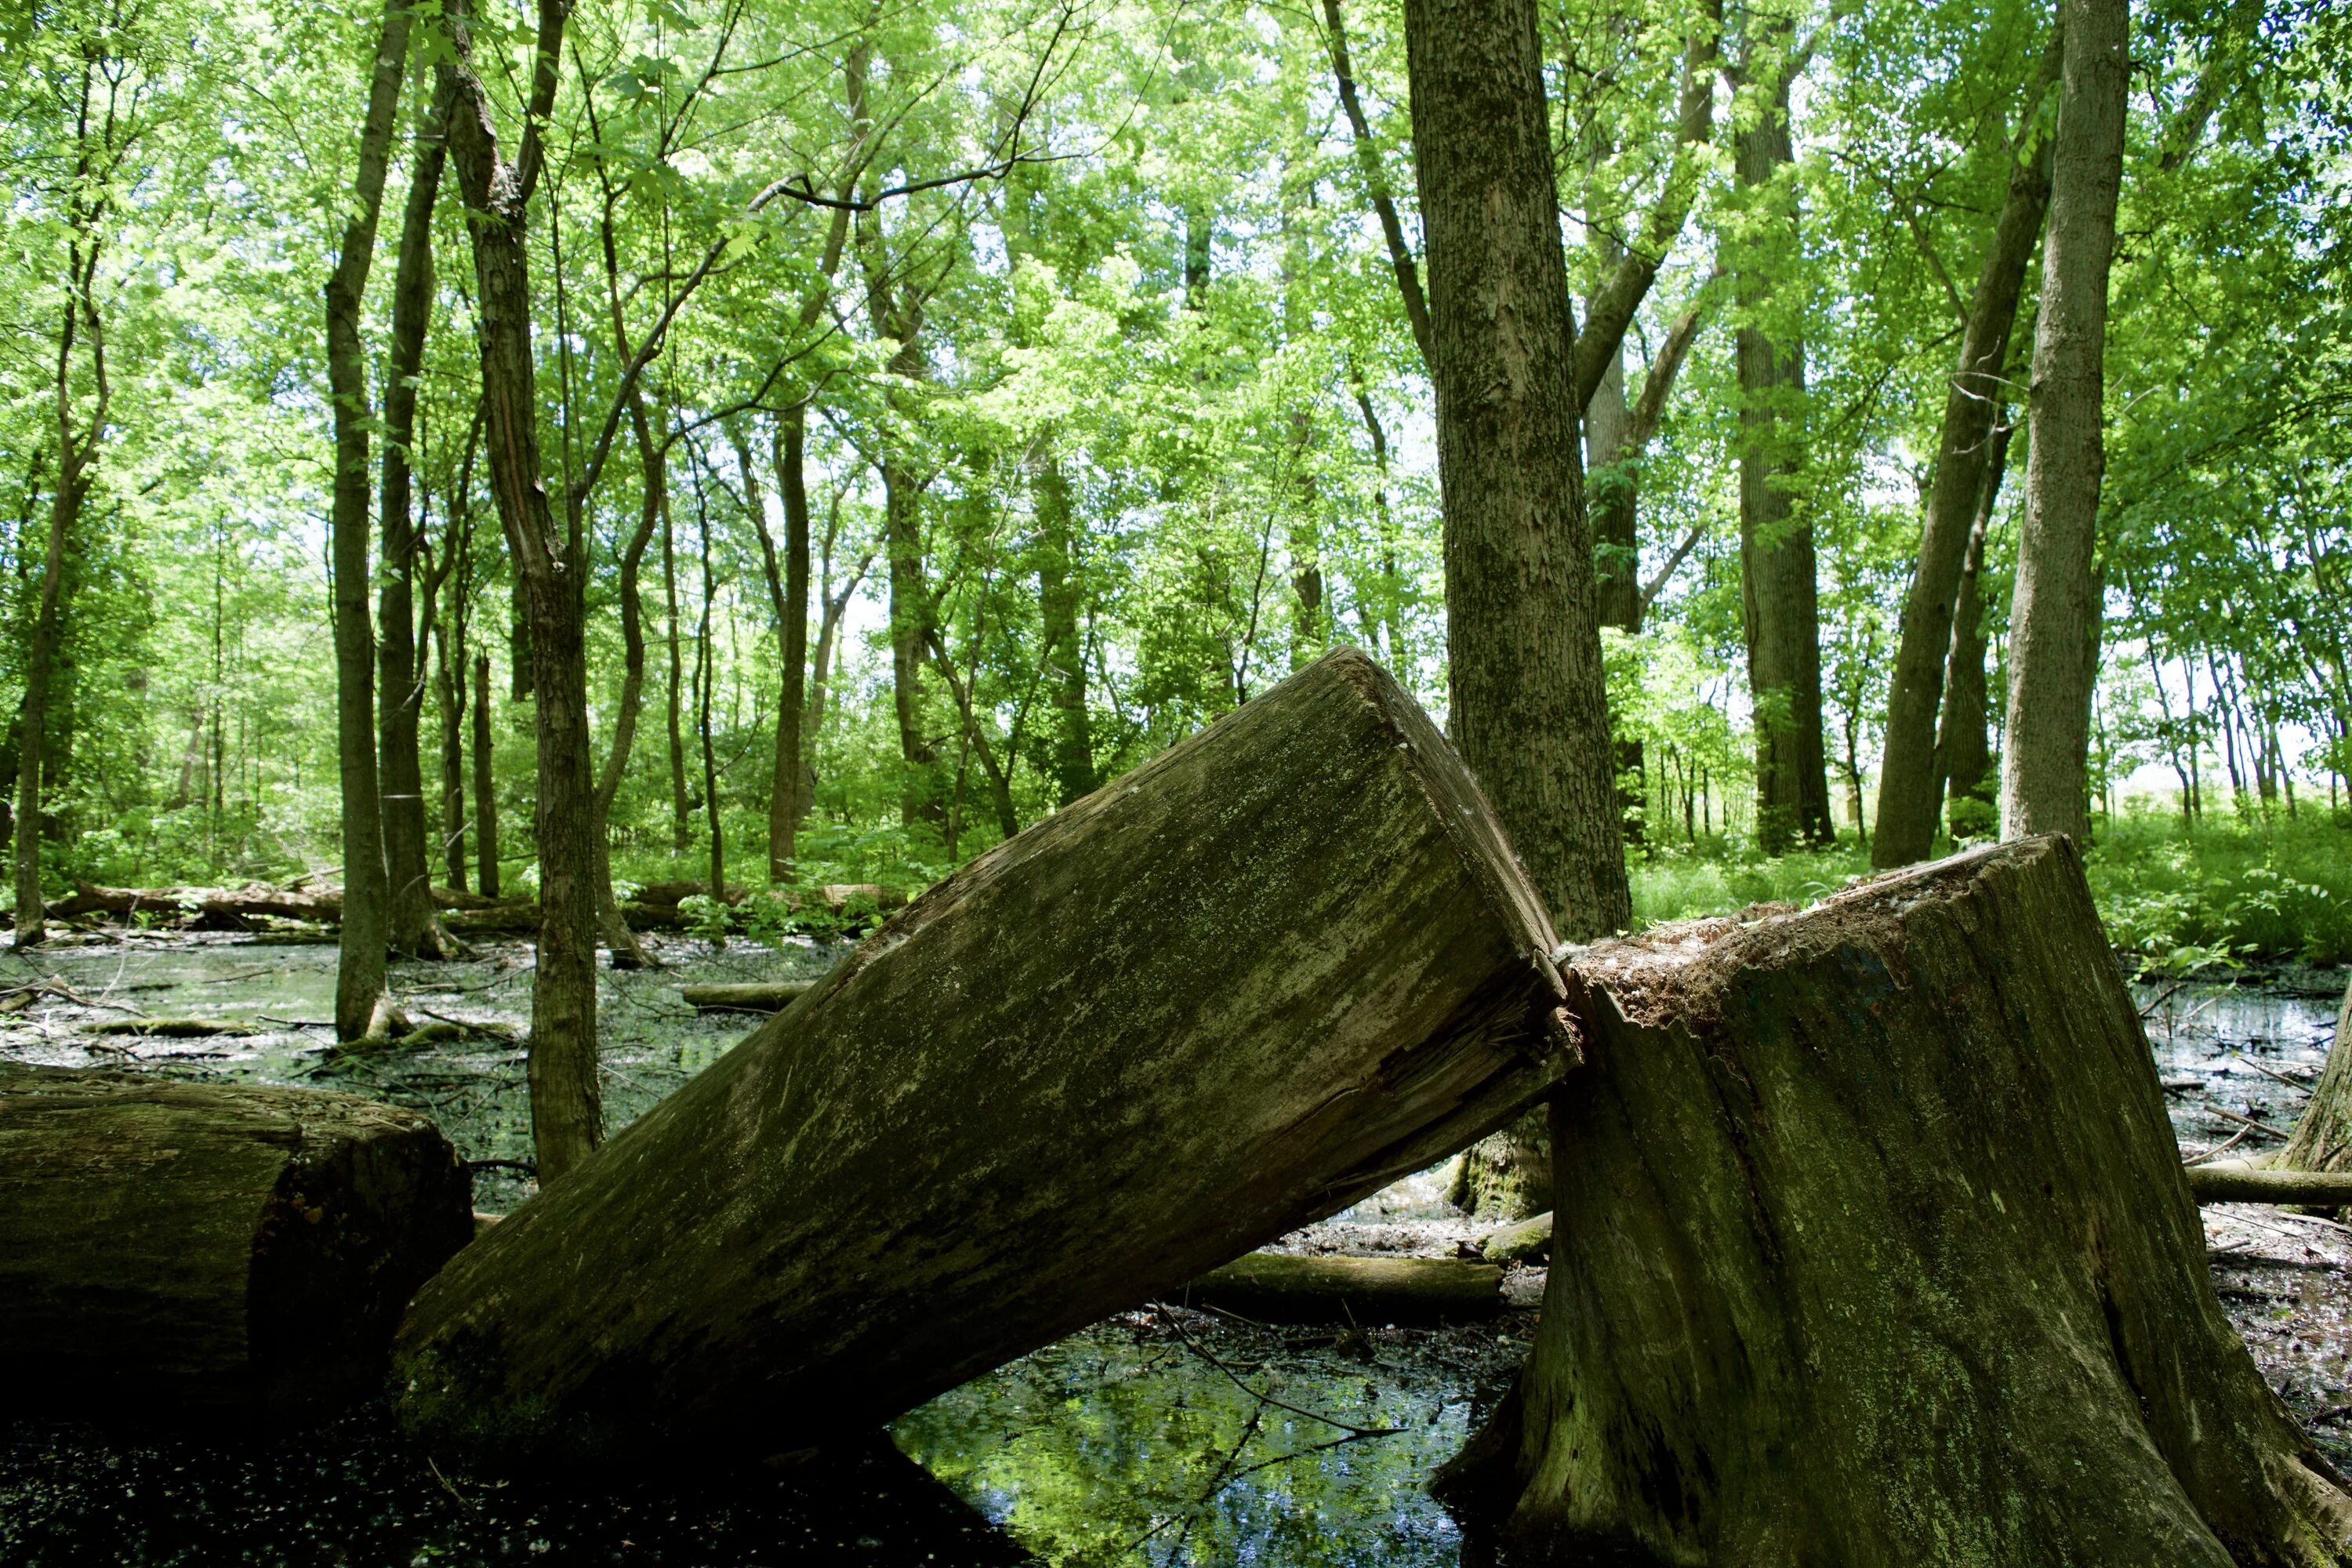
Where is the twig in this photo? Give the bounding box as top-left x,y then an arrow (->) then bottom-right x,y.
2233,1053 -> 2315,1091
2205,1105 -> 2294,1140
2186,1126 -> 2253,1165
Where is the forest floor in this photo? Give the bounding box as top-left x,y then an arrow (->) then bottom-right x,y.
0,931 -> 2345,1565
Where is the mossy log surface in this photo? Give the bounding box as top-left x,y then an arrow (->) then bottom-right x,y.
1477,1210 -> 1552,1265
0,1065 -> 473,1424
395,648 -> 1573,1463
1180,1252 -> 1504,1323
2189,1163 -> 2352,1207
1443,837 -> 2352,1565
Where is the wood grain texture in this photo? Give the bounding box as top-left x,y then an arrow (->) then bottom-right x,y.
0,1066 -> 472,1423
396,647 -> 1573,1462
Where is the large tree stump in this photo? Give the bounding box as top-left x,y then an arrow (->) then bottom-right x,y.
1441,837 -> 2352,1565
395,648 -> 1575,1462
2279,975 -> 2352,1179
0,1066 -> 473,1423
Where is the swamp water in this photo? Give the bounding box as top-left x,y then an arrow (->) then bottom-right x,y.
0,934 -> 1520,1567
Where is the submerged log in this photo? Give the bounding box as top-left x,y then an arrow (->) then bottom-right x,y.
1440,837 -> 2352,1564
677,981 -> 817,1013
1181,1252 -> 1504,1323
0,1065 -> 474,1423
395,646 -> 1574,1462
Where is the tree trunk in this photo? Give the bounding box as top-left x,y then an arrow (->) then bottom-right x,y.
377,74 -> 459,962
1399,0 -> 1629,938
2003,0 -> 2129,841
2278,976 -> 2352,1178
472,650 -> 500,898
438,0 -> 601,1182
1034,449 -> 1094,807
587,396 -> 662,972
1934,423 -> 2010,830
1873,134 -> 2053,868
1439,837 -> 2352,1563
1732,66 -> 1834,852
15,357 -> 87,950
663,476 -> 691,854
395,648 -> 1577,1462
696,488 -> 724,906
434,521 -> 470,893
323,0 -> 412,1038
1586,339 -> 1641,631
771,406 -> 813,874
0,1065 -> 472,1423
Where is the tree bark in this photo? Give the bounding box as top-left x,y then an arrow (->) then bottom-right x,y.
771,408 -> 813,873
394,648 -> 1576,1462
1034,448 -> 1095,807
322,0 -> 412,1037
377,74 -> 460,961
2278,977 -> 2352,1179
438,0 -> 602,1183
1400,0 -> 1629,938
1439,837 -> 2352,1563
1933,423 -> 2011,829
2003,0 -> 2129,842
663,477 -> 691,854
0,1065 -> 471,1423
1872,133 -> 2053,868
472,650 -> 500,898
1731,61 -> 1834,852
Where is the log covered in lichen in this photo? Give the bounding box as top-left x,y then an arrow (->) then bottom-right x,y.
0,1065 -> 474,1424
394,647 -> 1576,1463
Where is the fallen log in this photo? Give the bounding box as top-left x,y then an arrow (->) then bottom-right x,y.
2187,1163 -> 2352,1208
0,1065 -> 474,1423
1179,1252 -> 1504,1323
395,646 -> 1575,1464
86,1016 -> 263,1038
1439,837 -> 2352,1565
677,981 -> 818,1013
45,880 -> 342,925
1477,1210 -> 1552,1265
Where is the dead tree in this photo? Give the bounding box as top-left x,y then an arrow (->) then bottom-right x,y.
1439,837 -> 2352,1563
395,647 -> 1576,1462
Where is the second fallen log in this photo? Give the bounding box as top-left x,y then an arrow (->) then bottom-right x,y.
677,981 -> 817,1013
1180,1252 -> 1505,1323
396,647 -> 1574,1461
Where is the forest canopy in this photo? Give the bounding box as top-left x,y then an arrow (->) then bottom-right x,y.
2,0 -> 2347,957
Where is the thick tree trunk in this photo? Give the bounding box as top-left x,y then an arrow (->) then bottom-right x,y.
2279,977 -> 2352,1178
438,0 -> 601,1182
1586,341 -> 1640,631
377,74 -> 459,961
2004,0 -> 2129,841
322,0 -> 411,1039
1034,450 -> 1095,808
0,1065 -> 472,1423
1934,425 -> 2010,828
1400,0 -> 1629,938
1873,136 -> 2053,868
472,650 -> 499,898
394,648 -> 1576,1462
1439,837 -> 2352,1564
1732,71 -> 1833,852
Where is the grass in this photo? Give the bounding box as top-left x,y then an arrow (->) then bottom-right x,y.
1628,808 -> 2352,972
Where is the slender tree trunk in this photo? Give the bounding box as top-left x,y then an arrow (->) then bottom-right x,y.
696,499 -> 724,903
439,0 -> 601,1181
1731,64 -> 1833,852
16,405 -> 85,950
1034,452 -> 1094,807
1933,423 -> 2010,827
588,404 -> 660,969
1399,0 -> 1630,938
2003,0 -> 2129,841
769,407 -> 813,875
436,614 -> 468,893
323,0 -> 412,1038
472,650 -> 499,898
378,73 -> 459,957
662,479 -> 689,852
1873,134 -> 2053,867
